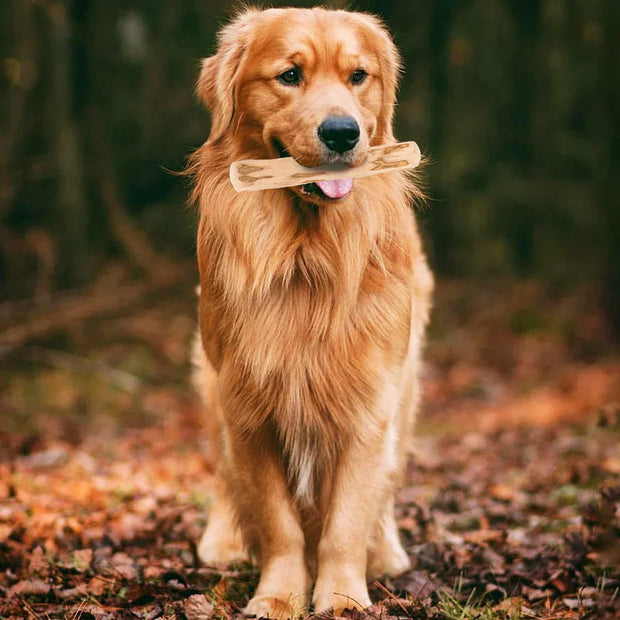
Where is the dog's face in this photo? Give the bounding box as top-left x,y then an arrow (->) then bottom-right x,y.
198,8 -> 400,203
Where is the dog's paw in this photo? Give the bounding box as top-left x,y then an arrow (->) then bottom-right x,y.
312,580 -> 371,616
197,525 -> 249,566
244,593 -> 307,619
367,540 -> 411,578
367,508 -> 412,578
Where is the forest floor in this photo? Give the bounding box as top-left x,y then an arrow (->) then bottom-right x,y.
1,280 -> 619,619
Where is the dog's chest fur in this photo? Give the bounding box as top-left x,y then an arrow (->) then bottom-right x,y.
226,272 -> 408,504
198,179 -> 418,503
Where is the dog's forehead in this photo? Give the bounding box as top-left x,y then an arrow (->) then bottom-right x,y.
250,11 -> 371,65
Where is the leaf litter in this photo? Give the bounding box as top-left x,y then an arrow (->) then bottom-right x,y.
0,282 -> 618,619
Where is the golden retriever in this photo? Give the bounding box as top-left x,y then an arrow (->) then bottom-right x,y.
188,7 -> 433,618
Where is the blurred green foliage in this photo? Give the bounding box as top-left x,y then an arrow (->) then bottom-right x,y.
0,0 -> 618,331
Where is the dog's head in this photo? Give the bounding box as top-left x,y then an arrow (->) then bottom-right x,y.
197,8 -> 401,203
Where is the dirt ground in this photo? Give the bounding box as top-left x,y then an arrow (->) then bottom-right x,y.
1,281 -> 619,619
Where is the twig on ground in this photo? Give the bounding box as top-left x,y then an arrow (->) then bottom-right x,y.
0,264 -> 192,356
373,580 -> 409,615
15,595 -> 44,620
22,346 -> 142,393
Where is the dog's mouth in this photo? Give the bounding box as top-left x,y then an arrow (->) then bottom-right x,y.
273,138 -> 290,159
272,138 -> 353,201
299,178 -> 353,200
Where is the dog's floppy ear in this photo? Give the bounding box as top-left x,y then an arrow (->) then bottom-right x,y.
196,10 -> 258,142
196,56 -> 219,112
355,14 -> 402,143
378,31 -> 401,142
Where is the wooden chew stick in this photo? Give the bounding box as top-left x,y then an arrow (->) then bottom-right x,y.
229,141 -> 421,192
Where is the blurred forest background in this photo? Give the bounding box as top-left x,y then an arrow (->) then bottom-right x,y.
1,0 -> 619,431
1,3 -> 620,618
2,0 -> 619,309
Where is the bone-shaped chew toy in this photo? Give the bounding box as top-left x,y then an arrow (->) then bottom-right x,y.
229,141 -> 421,192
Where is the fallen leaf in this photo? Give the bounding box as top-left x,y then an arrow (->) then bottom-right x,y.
111,551 -> 138,580
87,575 -> 110,596
73,547 -> 93,571
184,594 -> 215,619
28,546 -> 49,576
54,584 -> 89,600
602,456 -> 620,474
67,603 -> 116,620
20,446 -> 69,469
563,597 -> 594,609
489,483 -> 515,502
550,571 -> 570,593
493,596 -> 534,616
463,529 -> 506,545
394,570 -> 437,596
130,601 -> 163,620
522,585 -> 553,602
8,579 -> 51,597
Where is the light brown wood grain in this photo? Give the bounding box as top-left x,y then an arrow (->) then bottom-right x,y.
229,141 -> 421,192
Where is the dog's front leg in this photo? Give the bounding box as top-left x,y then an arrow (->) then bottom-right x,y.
226,430 -> 311,619
313,401 -> 400,614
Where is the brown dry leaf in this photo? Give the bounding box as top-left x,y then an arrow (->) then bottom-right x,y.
0,523 -> 12,542
54,584 -> 89,600
67,603 -> 116,620
87,575 -> 110,596
20,446 -> 70,469
521,585 -> 553,602
396,516 -> 418,531
563,597 -> 595,610
394,571 -> 437,596
489,483 -> 516,501
463,529 -> 506,545
8,579 -> 51,597
111,551 -> 139,580
0,500 -> 25,522
211,576 -> 228,600
493,596 -> 534,616
73,547 -> 93,571
143,566 -> 165,580
184,594 -> 215,619
549,570 -> 570,593
602,456 -> 620,474
130,601 -> 163,620
28,546 -> 49,576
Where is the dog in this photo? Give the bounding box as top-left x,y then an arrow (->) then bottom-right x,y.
188,7 -> 433,618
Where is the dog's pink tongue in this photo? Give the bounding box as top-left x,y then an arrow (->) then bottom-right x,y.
316,178 -> 353,199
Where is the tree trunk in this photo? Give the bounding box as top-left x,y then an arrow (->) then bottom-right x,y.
504,0 -> 542,276
427,0 -> 457,274
597,1 -> 620,336
49,1 -> 87,282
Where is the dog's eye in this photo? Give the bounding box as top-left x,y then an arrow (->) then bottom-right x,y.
350,69 -> 367,85
277,67 -> 301,85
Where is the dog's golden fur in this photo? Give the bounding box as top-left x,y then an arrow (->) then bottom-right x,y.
188,7 -> 433,617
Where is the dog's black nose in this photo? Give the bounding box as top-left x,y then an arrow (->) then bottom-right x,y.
317,116 -> 360,153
